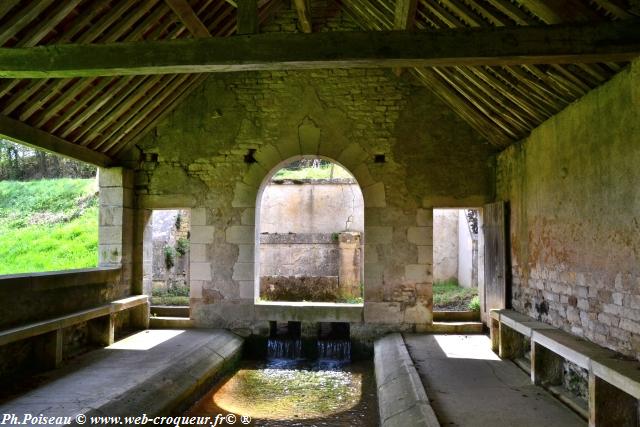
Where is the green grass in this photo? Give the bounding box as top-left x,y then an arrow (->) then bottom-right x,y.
272,163 -> 353,180
152,285 -> 190,306
433,279 -> 479,311
0,178 -> 98,275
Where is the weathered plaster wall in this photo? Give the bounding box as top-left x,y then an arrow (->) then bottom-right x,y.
433,209 -> 459,282
260,181 -> 364,234
496,59 -> 640,357
130,66 -> 494,331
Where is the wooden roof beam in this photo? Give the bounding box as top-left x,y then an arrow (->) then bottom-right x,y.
294,0 -> 313,33
165,0 -> 211,37
0,114 -> 113,167
394,0 -> 418,30
0,20 -> 638,78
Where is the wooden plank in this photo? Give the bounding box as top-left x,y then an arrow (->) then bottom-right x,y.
293,0 -> 313,33
483,201 -> 508,313
165,0 -> 211,37
0,20 -> 637,78
0,0 -> 55,46
394,0 -> 417,29
237,0 -> 259,34
0,114 -> 113,167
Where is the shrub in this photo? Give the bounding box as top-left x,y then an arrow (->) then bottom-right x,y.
468,296 -> 480,311
176,237 -> 189,256
164,245 -> 175,269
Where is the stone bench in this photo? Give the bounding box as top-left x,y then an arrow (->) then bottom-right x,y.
491,309 -> 640,427
0,295 -> 149,370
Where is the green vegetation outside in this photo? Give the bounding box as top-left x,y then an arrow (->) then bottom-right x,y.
152,284 -> 189,306
272,160 -> 353,180
0,178 -> 99,275
433,279 -> 479,311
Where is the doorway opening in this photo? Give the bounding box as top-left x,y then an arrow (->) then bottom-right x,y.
143,209 -> 191,317
432,208 -> 484,312
256,158 -> 364,304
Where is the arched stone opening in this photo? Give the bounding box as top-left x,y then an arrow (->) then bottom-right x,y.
254,156 -> 365,304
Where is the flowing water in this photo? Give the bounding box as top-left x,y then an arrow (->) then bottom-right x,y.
185,358 -> 378,426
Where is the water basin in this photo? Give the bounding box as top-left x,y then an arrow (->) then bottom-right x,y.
186,359 -> 378,426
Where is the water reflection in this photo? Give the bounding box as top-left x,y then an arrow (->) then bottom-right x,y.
186,359 -> 378,426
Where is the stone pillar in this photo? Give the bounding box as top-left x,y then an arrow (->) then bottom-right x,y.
531,341 -> 563,386
589,373 -> 639,427
338,232 -> 362,298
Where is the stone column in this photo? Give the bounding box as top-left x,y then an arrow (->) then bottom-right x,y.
339,232 -> 362,298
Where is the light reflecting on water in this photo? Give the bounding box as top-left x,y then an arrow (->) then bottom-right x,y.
186,359 -> 378,426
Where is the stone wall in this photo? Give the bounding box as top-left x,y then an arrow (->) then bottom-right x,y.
433,210 -> 459,282
128,63 -> 494,331
149,209 -> 190,292
496,59 -> 640,358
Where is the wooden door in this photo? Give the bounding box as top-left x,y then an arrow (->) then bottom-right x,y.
483,201 -> 509,313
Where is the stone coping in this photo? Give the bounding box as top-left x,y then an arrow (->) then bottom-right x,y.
374,333 -> 440,427
255,301 -> 363,322
0,266 -> 121,291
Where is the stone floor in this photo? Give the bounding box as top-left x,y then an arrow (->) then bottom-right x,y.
404,334 -> 586,427
0,329 -> 242,423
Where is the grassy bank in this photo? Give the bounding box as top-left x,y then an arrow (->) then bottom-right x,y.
0,178 -> 98,275
433,279 -> 479,311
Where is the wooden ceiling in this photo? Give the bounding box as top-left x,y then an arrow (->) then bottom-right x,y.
338,0 -> 639,145
0,1 -> 637,165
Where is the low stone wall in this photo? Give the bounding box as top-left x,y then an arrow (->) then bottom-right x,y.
259,232 -> 362,301
260,276 -> 340,301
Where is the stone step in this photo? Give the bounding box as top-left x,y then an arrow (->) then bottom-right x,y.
419,321 -> 484,334
150,305 -> 189,317
149,316 -> 194,329
433,310 -> 480,322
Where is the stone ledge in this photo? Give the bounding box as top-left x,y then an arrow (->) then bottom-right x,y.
374,333 -> 440,427
0,266 -> 121,292
254,302 -> 363,322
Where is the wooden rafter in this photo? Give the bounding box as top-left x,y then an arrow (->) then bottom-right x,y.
0,114 -> 112,167
294,0 -> 313,33
165,0 -> 212,37
237,0 -> 259,34
0,20 -> 638,78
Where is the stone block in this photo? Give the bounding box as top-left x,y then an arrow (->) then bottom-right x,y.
100,187 -> 124,207
337,143 -> 368,170
362,182 -> 386,208
191,262 -> 213,281
352,163 -> 376,188
242,163 -> 268,189
100,206 -> 123,226
403,302 -> 432,324
364,302 -> 403,323
239,281 -> 255,299
191,208 -> 207,226
364,244 -> 379,264
99,167 -> 123,188
190,280 -> 203,298
254,144 -> 282,170
416,208 -> 433,226
138,194 -> 196,208
99,226 -> 122,245
241,208 -> 255,225
190,243 -> 207,262
238,244 -> 254,263
226,225 -> 255,244
407,226 -> 433,246
417,245 -> 433,265
405,264 -> 430,283
232,182 -> 258,208
365,226 -> 393,244
191,225 -> 215,244
99,244 -> 122,265
232,262 -> 254,281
